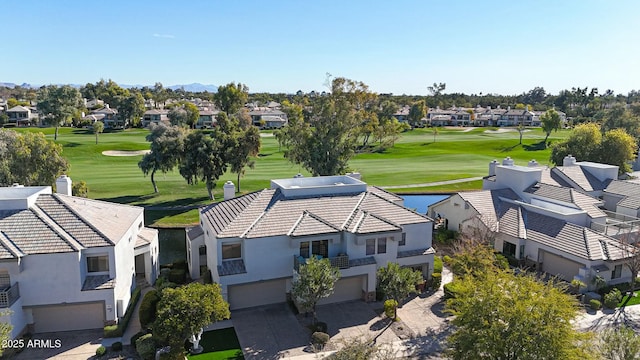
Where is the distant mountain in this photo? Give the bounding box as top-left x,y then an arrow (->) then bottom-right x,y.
167,83 -> 217,92
1,81 -> 218,93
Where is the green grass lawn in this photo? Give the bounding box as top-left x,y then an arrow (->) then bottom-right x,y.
187,328 -> 244,360
618,292 -> 640,307
12,126 -> 569,227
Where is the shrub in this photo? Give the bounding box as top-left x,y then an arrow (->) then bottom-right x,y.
444,280 -> 465,299
375,287 -> 385,301
202,268 -> 213,284
139,289 -> 160,328
96,345 -> 107,356
314,321 -> 328,333
103,325 -> 119,338
604,288 -> 622,309
311,332 -> 330,346
443,255 -> 453,265
130,330 -> 149,349
590,299 -> 602,310
435,229 -> 457,244
434,256 -> 443,273
384,299 -> 398,319
494,253 -> 510,269
172,259 -> 187,269
168,268 -> 186,284
431,272 -> 442,289
111,341 -> 122,351
136,334 -> 156,360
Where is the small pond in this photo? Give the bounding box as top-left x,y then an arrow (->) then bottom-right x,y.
401,194 -> 449,215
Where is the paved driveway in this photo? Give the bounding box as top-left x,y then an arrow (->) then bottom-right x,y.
10,329 -> 105,360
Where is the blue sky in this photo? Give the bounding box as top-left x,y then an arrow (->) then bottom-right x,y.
4,1 -> 640,95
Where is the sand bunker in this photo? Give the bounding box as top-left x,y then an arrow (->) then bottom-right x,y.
102,150 -> 151,156
484,128 -> 531,134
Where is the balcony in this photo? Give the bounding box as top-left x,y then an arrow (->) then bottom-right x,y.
0,283 -> 19,308
294,254 -> 350,271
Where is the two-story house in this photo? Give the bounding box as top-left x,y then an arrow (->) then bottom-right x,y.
429,157 -> 635,290
187,175 -> 434,310
0,176 -> 159,338
6,106 -> 32,127
142,109 -> 170,128
196,110 -> 219,129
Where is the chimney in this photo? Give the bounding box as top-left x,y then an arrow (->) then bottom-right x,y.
56,175 -> 72,196
223,181 -> 235,201
563,155 -> 577,167
528,159 -> 539,167
488,160 -> 499,176
502,157 -> 514,166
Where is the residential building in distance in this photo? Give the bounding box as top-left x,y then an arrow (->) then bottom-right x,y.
0,176 -> 159,338
187,174 -> 434,310
196,109 -> 220,129
5,106 -> 33,127
429,156 -> 636,290
142,109 -> 170,128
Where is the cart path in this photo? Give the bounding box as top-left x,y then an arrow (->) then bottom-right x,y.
379,177 -> 483,189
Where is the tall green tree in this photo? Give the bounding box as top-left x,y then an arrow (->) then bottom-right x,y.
168,102 -> 199,128
92,121 -> 104,144
179,130 -> 228,200
138,124 -> 187,193
291,257 -> 341,324
116,92 -> 145,127
408,100 -> 426,127
540,108 -> 562,145
154,283 -> 230,360
215,82 -> 249,115
0,129 -> 69,186
376,262 -> 422,320
37,85 -> 83,140
446,270 -> 592,360
277,77 -> 375,175
228,126 -> 261,192
599,104 -> 640,139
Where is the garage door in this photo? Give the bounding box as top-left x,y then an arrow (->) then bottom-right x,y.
228,279 -> 286,310
32,302 -> 104,333
541,252 -> 583,281
318,275 -> 365,305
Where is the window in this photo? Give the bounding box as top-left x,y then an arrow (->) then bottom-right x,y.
366,238 -> 376,255
399,233 -> 406,246
612,265 -> 622,279
87,256 -> 109,272
198,246 -> 207,256
300,240 -> 328,258
222,243 -> 241,260
377,237 -> 387,254
502,242 -> 516,257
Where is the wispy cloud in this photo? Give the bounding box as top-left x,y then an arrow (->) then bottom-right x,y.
152,33 -> 175,39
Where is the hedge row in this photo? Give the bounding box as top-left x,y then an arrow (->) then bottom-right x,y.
104,287 -> 142,338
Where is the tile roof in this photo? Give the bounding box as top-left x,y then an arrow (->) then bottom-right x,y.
367,186 -> 403,203
349,256 -> 377,267
82,275 -> 115,291
187,225 -> 204,240
136,227 -> 157,248
497,203 -> 526,239
218,259 -> 247,276
459,188 -> 520,228
36,195 -> 112,248
0,209 -> 75,255
605,180 -> 640,196
553,166 -> 604,192
55,194 -> 143,244
397,247 -> 436,258
524,183 -> 605,218
203,188 -> 430,240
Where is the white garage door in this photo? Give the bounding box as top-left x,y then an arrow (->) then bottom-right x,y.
318,276 -> 365,305
228,279 -> 286,310
32,302 -> 104,333
541,252 -> 582,281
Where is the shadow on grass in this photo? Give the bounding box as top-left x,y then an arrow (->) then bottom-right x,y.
71,128 -> 92,135
523,141 -> 548,151
496,144 -> 520,152
63,142 -> 83,148
99,195 -> 209,208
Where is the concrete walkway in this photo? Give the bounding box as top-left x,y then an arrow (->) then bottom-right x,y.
380,177 -> 483,190
119,285 -> 154,346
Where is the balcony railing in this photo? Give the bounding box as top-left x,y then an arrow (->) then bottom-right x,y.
0,282 -> 19,308
294,254 -> 350,271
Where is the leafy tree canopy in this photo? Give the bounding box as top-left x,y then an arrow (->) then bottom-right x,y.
291,257 -> 341,323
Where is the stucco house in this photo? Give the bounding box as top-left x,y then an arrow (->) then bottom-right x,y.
5,106 -> 32,127
142,109 -> 170,128
0,176 -> 159,338
187,175 -> 434,310
429,157 -> 636,290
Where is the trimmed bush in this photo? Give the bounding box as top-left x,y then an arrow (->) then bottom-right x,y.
96,345 -> 106,356
590,299 -> 602,310
314,321 -> 328,333
384,299 -> 398,319
435,229 -> 457,244
431,272 -> 442,289
136,334 -> 156,360
172,259 -> 187,269
111,341 -> 122,351
444,280 -> 465,299
494,253 -> 510,269
202,268 -> 213,284
139,289 -> 160,328
168,268 -> 186,284
443,255 -> 453,266
434,256 -> 443,273
311,332 -> 330,345
130,330 -> 149,349
604,288 -> 622,309
104,287 -> 142,338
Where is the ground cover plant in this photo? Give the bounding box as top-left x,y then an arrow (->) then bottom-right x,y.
186,328 -> 244,360
14,126 -> 569,226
